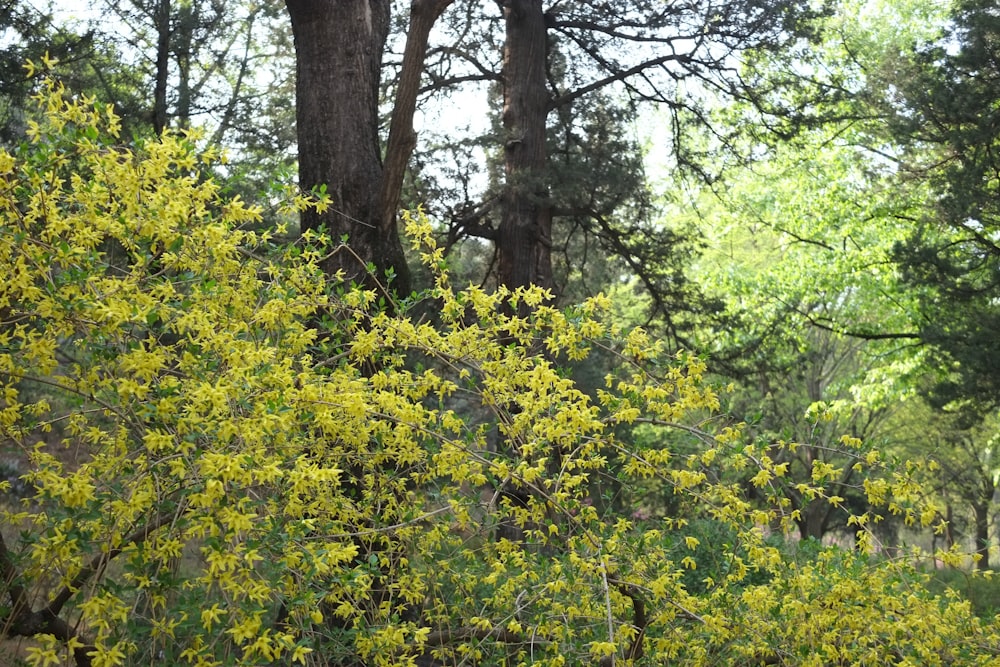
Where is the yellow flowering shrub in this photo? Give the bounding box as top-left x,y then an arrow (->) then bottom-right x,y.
0,71 -> 998,666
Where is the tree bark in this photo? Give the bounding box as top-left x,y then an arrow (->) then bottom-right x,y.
285,0 -> 410,295
498,0 -> 553,295
490,2 -> 554,545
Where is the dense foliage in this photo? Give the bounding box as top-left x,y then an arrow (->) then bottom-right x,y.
885,0 -> 1000,421
1,70 -> 998,666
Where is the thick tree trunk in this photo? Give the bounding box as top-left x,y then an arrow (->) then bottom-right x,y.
491,2 -> 553,544
280,7 -> 449,657
498,0 -> 553,295
285,0 -> 410,295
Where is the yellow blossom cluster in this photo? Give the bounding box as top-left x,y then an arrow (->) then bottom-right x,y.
0,72 -> 997,667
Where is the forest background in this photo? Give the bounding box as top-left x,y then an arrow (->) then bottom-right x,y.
1,0 -> 1000,665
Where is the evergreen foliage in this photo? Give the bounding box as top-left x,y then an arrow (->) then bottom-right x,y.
887,0 -> 1000,421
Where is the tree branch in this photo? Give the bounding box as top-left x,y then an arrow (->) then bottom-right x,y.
547,53 -> 683,111
422,625 -> 548,647
1,531 -> 95,667
598,580 -> 649,666
379,0 -> 456,259
794,307 -> 922,342
419,72 -> 500,95
46,509 -> 177,618
550,17 -> 698,44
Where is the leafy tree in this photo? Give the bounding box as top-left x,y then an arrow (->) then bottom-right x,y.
666,83 -> 936,542
412,0 -> 831,306
87,0 -> 291,139
2,72 -> 998,667
889,402 -> 1000,570
0,1 -> 60,143
754,0 -> 1000,570
628,0 -> 991,552
606,0 -> 1000,596
8,0 -> 296,228
0,3 -> 145,145
883,0 -> 1000,424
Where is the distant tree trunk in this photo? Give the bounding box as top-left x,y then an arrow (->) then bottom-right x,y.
152,0 -> 170,135
797,502 -> 829,542
285,0 -> 410,295
944,503 -> 956,551
973,497 -> 991,570
174,1 -> 193,129
498,0 -> 552,295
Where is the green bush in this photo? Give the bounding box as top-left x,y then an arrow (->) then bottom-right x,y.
0,72 -> 997,667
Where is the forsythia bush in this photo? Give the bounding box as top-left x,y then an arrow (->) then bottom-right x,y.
0,72 -> 998,667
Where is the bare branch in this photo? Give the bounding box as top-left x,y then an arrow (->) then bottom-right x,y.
547,53 -> 684,111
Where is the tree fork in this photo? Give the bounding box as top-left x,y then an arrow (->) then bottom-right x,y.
285,0 -> 407,294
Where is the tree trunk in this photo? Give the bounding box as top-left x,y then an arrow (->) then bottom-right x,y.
973,498 -> 991,570
174,1 -> 193,129
796,502 -> 829,542
378,0 -> 454,244
152,0 -> 170,135
285,0 -> 410,295
489,2 -> 554,546
944,503 -> 956,551
498,0 -> 552,295
280,6 -> 450,656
